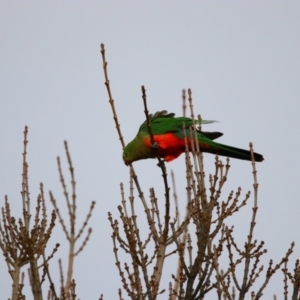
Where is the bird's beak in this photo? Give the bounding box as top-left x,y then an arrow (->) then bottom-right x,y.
124,159 -> 130,166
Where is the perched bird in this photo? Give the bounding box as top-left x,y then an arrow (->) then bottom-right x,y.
122,111 -> 264,165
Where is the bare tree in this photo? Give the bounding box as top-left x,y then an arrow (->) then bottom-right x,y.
100,43 -> 298,300
0,127 -> 57,300
0,130 -> 95,300
49,141 -> 95,296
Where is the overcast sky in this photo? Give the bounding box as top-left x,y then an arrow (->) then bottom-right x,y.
1,1 -> 300,299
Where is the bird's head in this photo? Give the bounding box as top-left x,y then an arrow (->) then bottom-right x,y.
123,136 -> 154,165
122,142 -> 134,166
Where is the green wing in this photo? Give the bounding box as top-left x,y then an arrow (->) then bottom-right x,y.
138,110 -> 217,135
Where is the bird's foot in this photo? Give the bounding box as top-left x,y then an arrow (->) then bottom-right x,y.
151,142 -> 159,149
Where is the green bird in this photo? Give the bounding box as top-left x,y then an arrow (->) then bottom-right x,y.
123,111 -> 264,165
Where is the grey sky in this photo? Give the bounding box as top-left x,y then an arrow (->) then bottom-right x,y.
1,1 -> 300,299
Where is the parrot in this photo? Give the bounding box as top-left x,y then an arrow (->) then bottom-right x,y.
122,111 -> 264,165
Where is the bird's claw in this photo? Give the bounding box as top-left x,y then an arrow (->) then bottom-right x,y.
151,142 -> 159,149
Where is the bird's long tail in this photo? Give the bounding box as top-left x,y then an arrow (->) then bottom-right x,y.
199,141 -> 264,162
